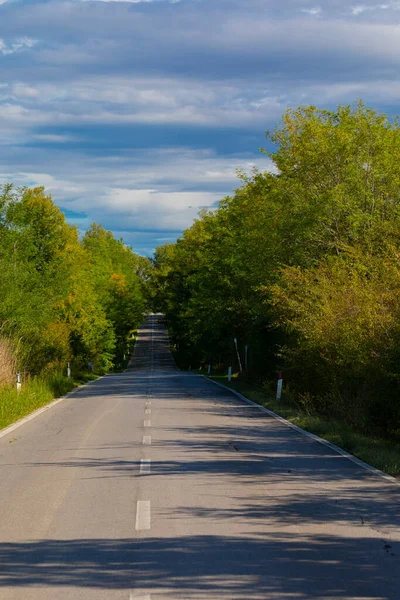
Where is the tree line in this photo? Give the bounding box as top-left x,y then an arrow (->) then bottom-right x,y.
150,102 -> 400,437
0,184 -> 149,385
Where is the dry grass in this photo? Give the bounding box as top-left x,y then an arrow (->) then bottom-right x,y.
0,338 -> 17,387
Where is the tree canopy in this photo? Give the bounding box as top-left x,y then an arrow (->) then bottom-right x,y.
150,102 -> 400,436
0,185 -> 149,376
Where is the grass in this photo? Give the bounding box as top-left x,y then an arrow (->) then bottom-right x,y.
0,370 -> 99,431
207,373 -> 400,478
0,333 -> 139,430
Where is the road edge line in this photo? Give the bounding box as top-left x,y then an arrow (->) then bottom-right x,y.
0,375 -> 107,441
203,375 -> 399,486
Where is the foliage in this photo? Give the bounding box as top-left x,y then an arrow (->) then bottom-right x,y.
0,185 -> 148,382
82,224 -> 147,370
152,101 -> 400,438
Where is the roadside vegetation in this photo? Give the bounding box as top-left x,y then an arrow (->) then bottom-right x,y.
209,374 -> 400,477
150,102 -> 400,476
0,371 -> 98,431
0,184 -> 151,428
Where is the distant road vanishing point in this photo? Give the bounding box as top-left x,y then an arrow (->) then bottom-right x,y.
0,315 -> 399,599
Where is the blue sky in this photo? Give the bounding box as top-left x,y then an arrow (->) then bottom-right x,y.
1,0 -> 400,255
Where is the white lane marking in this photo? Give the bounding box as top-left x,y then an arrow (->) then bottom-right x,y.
129,594 -> 151,600
140,459 -> 151,474
0,376 -> 107,441
145,408 -> 151,415
144,420 -> 151,428
205,376 -> 400,486
142,435 -> 152,445
135,500 -> 151,530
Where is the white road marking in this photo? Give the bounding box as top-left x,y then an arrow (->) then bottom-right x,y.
0,376 -> 107,441
142,435 -> 152,445
130,593 -> 151,600
145,408 -> 151,415
140,459 -> 151,474
206,377 -> 400,486
135,500 -> 151,530
144,420 -> 151,427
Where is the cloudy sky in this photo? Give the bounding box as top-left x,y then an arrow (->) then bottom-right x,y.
1,0 -> 399,254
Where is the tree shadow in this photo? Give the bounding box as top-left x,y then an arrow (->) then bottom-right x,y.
0,533 -> 397,598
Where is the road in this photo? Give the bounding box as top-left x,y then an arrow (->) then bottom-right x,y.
0,315 -> 399,599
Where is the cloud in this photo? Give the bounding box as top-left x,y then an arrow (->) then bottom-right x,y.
350,2 -> 400,15
0,147 -> 274,253
0,37 -> 37,55
0,77 -> 287,145
3,0 -> 400,253
93,188 -> 220,231
30,133 -> 79,143
301,6 -> 322,16
81,0 -> 179,3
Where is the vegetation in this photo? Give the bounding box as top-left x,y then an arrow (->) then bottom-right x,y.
0,184 -> 150,427
0,371 -> 97,431
150,102 -> 400,463
211,374 -> 400,477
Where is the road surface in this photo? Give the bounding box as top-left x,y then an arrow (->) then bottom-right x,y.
0,315 -> 399,599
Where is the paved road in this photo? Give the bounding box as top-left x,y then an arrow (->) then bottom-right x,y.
0,316 -> 399,599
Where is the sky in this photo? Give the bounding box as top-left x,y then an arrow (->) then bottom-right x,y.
1,0 -> 400,255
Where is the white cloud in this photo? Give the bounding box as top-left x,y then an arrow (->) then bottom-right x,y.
0,77 -> 287,142
95,188 -> 220,231
80,0 -> 177,2
4,0 -> 400,253
301,7 -> 322,16
351,5 -> 368,14
0,37 -> 37,56
350,2 -> 399,15
31,134 -> 79,143
0,148 -> 274,253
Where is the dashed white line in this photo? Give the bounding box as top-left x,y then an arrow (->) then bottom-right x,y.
142,435 -> 152,445
145,408 -> 151,415
140,459 -> 151,474
144,420 -> 151,428
129,593 -> 151,600
135,500 -> 151,530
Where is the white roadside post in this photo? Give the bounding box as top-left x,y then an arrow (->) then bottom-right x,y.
276,370 -> 283,401
234,338 -> 243,373
67,362 -> 71,379
208,363 -> 211,375
228,362 -> 232,383
16,373 -> 21,394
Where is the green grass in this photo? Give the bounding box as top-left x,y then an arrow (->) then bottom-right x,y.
207,373 -> 400,478
0,371 -> 99,431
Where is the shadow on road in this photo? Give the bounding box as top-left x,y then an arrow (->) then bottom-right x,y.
0,533 -> 397,598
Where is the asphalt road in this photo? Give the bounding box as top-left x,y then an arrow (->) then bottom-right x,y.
0,315 -> 399,599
